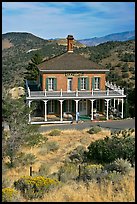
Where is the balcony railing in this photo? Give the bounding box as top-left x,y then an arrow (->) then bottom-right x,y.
26,89 -> 125,98
25,80 -> 125,99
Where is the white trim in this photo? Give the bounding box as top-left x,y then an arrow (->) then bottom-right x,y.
40,69 -> 109,72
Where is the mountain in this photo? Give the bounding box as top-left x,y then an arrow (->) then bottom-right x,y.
78,31 -> 135,46
49,38 -> 86,48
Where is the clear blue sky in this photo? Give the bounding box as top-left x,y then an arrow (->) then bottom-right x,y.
2,2 -> 135,40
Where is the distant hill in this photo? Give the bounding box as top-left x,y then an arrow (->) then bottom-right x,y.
2,32 -> 66,88
2,32 -> 49,50
50,38 -> 86,48
78,31 -> 135,46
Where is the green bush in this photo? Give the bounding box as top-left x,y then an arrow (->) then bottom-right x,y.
58,163 -> 79,182
49,129 -> 61,136
80,164 -> 104,181
88,126 -> 102,134
2,188 -> 18,202
86,132 -> 135,164
69,145 -> 87,163
24,133 -> 48,147
14,176 -> 59,199
38,163 -> 50,176
16,152 -> 37,166
38,141 -> 59,155
104,158 -> 132,174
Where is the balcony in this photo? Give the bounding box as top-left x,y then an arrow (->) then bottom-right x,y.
25,80 -> 126,100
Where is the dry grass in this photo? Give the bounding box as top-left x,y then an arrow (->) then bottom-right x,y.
3,128 -> 110,185
2,39 -> 13,50
3,128 -> 135,202
31,169 -> 135,202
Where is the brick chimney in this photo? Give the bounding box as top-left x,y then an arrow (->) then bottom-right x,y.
67,35 -> 74,53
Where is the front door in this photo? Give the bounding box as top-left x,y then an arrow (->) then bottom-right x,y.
79,99 -> 87,115
67,78 -> 72,91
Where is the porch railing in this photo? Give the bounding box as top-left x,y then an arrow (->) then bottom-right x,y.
28,89 -> 124,98
105,81 -> 124,95
25,80 -> 125,98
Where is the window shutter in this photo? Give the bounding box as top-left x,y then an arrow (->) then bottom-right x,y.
40,74 -> 42,90
54,78 -> 57,91
98,77 -> 100,90
92,77 -> 95,90
86,77 -> 89,90
78,78 -> 81,90
46,78 -> 48,91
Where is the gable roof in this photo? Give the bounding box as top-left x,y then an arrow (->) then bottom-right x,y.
37,52 -> 108,72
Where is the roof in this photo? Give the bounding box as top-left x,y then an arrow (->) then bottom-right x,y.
37,52 -> 107,72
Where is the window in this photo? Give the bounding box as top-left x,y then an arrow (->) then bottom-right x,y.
48,78 -> 54,91
94,77 -> 100,90
49,100 -> 54,113
80,78 -> 86,90
66,100 -> 72,112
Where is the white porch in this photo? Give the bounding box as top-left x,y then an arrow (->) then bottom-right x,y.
26,80 -> 126,124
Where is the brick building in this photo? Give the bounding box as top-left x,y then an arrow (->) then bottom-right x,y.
25,35 -> 126,124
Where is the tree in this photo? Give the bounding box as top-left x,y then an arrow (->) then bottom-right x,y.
2,93 -> 41,167
25,53 -> 43,80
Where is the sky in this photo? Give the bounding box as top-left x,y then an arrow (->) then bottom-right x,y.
2,2 -> 135,40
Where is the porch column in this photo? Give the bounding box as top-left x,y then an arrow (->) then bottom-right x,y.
28,100 -> 32,123
43,100 -> 48,121
105,99 -> 110,120
75,100 -> 79,122
121,98 -> 124,119
90,99 -> 95,120
59,100 -> 64,122
114,98 -> 116,109
117,98 -> 120,111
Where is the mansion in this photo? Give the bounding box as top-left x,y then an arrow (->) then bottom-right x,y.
25,35 -> 126,124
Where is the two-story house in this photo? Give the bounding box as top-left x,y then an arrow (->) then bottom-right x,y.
25,35 -> 126,124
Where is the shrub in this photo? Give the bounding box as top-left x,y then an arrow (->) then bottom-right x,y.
69,145 -> 87,163
88,126 -> 102,134
49,129 -> 61,136
16,152 -> 37,166
104,158 -> 132,174
38,141 -> 59,155
86,132 -> 135,164
80,164 -> 104,181
46,141 -> 59,152
38,163 -> 50,176
14,176 -> 59,199
58,163 -> 79,182
25,133 -> 48,147
2,188 -> 18,202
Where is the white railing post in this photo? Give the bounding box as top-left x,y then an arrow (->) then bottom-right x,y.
28,87 -> 30,97
76,89 -> 78,97
45,89 -> 47,96
107,88 -> 109,95
60,89 -> 62,97
122,88 -> 124,95
92,88 -> 94,96
121,99 -> 124,118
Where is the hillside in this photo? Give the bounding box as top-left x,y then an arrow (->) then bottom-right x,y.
78,30 -> 135,46
75,40 -> 135,90
2,127 -> 135,202
2,32 -> 66,88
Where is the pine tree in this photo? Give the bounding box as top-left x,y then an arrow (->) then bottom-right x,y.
25,53 -> 43,80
